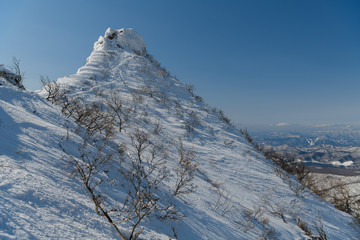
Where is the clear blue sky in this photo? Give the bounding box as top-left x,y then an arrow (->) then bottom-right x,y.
1,0 -> 360,125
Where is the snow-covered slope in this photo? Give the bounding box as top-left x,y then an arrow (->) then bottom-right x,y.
1,28 -> 359,239
0,84 -> 117,239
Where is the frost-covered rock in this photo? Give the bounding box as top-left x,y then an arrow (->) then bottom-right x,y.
0,65 -> 25,89
93,28 -> 146,55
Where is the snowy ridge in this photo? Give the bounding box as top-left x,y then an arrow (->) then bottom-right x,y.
1,28 -> 360,239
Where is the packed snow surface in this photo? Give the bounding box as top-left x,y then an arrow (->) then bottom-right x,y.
1,28 -> 359,239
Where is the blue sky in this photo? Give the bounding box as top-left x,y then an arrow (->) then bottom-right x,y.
1,0 -> 360,125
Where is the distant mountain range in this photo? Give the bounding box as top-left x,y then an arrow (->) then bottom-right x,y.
242,123 -> 360,174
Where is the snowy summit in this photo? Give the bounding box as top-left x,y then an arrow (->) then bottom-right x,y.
1,28 -> 360,240
93,28 -> 146,55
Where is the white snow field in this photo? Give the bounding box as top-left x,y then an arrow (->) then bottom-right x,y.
1,28 -> 359,239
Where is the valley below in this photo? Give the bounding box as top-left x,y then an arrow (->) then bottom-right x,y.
246,123 -> 360,220
247,123 -> 360,175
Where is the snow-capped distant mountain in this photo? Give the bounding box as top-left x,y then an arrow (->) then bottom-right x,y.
246,124 -> 360,173
1,28 -> 359,239
248,123 -> 360,148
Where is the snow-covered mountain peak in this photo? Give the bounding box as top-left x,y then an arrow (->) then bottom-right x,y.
62,27 -> 167,89
93,27 -> 146,55
5,28 -> 360,239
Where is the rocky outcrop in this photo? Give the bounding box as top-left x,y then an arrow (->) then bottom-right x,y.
0,65 -> 25,89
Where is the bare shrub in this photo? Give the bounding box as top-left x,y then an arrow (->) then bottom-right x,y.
174,138 -> 198,197
237,205 -> 276,240
244,132 -> 314,197
241,128 -> 254,144
224,138 -> 234,148
60,113 -> 196,239
208,176 -> 235,217
62,99 -> 114,138
313,179 -> 360,220
212,187 -> 235,216
297,218 -> 313,237
157,91 -> 170,105
131,90 -> 144,103
61,127 -> 170,239
314,218 -> 328,240
329,182 -> 356,214
260,194 -> 287,223
41,76 -> 66,104
10,57 -> 24,85
194,95 -> 203,103
170,226 -> 179,240
185,84 -> 194,95
105,93 -> 135,132
259,227 -> 277,240
141,84 -> 154,98
115,128 -> 182,237
237,208 -> 255,232
61,98 -> 82,117
59,125 -> 125,237
153,118 -> 163,135
93,86 -> 105,97
184,111 -> 200,135
218,109 -> 231,124
158,67 -> 170,78
143,53 -> 170,77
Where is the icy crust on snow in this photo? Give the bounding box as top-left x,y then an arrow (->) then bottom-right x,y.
93,28 -> 146,55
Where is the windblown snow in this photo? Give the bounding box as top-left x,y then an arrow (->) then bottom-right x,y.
93,28 -> 146,55
0,28 -> 359,239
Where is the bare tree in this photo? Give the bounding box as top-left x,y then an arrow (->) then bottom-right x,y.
184,111 -> 200,135
297,218 -> 313,238
260,194 -> 287,223
173,138 -> 198,197
11,57 -> 24,84
41,76 -> 66,104
54,81 -> 200,239
105,93 -> 135,132
115,128 -> 180,238
59,126 -> 128,239
237,205 -> 276,240
314,217 -> 328,240
315,179 -> 360,219
60,103 -> 197,239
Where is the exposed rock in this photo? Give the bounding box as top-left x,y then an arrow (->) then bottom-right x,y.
0,65 -> 25,89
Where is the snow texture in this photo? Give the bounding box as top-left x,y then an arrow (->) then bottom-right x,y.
93,28 -> 146,55
1,28 -> 359,239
